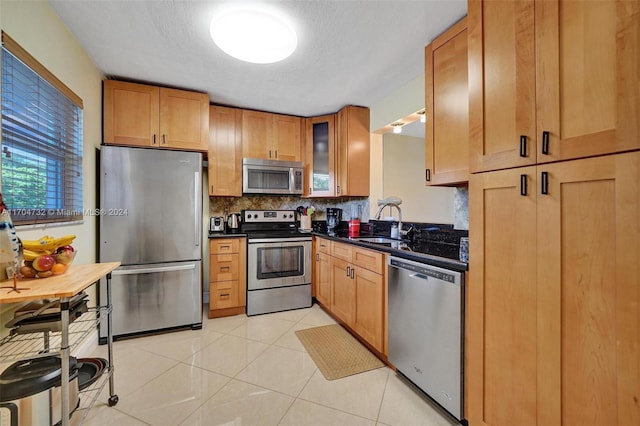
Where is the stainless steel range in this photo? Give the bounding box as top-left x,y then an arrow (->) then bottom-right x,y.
243,209 -> 312,316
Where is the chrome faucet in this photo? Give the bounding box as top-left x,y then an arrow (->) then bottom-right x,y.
374,200 -> 404,238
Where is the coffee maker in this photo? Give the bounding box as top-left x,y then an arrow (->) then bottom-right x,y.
326,208 -> 342,233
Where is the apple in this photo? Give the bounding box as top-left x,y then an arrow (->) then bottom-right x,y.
20,265 -> 37,278
56,245 -> 75,253
54,251 -> 74,265
32,254 -> 55,272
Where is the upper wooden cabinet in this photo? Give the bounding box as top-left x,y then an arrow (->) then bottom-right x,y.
425,17 -> 469,185
241,110 -> 302,161
468,0 -> 640,173
304,106 -> 370,198
103,80 -> 209,151
304,114 -> 337,197
208,106 -> 242,196
336,105 -> 370,197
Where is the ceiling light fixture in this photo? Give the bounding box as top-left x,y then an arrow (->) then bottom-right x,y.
391,122 -> 403,134
418,110 -> 427,123
210,6 -> 297,64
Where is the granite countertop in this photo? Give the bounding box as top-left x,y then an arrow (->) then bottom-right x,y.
208,231 -> 247,238
313,229 -> 468,273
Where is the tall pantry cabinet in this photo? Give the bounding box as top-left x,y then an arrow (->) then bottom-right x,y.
467,1 -> 640,426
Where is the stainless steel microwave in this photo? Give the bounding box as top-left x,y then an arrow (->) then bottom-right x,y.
242,158 -> 304,195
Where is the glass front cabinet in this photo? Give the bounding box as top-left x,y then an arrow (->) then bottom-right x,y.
304,114 -> 336,197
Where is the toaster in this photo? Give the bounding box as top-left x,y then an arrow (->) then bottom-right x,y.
209,216 -> 225,232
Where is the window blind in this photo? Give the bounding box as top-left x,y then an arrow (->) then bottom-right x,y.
1,34 -> 83,225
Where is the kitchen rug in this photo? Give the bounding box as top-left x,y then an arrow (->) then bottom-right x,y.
295,324 -> 384,380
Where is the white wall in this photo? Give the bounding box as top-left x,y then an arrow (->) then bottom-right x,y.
369,75 -> 424,132
369,72 -> 457,224
368,133 -> 384,217
381,133 -> 454,223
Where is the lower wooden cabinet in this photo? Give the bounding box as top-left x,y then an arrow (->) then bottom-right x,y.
208,238 -> 246,318
313,238 -> 332,306
313,237 -> 386,354
468,152 -> 640,426
330,257 -> 356,324
352,265 -> 384,352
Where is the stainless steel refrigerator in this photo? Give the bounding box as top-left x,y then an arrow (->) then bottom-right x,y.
99,146 -> 202,341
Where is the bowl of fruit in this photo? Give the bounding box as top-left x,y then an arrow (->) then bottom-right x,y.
19,235 -> 76,279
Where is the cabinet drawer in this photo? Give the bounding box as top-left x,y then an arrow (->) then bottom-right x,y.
210,238 -> 240,254
331,241 -> 353,262
209,254 -> 239,281
352,247 -> 384,274
317,238 -> 331,254
210,281 -> 239,309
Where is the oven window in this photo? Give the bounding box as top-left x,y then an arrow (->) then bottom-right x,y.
256,245 -> 303,279
247,169 -> 290,190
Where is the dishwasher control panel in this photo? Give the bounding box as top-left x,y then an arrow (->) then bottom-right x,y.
389,257 -> 461,285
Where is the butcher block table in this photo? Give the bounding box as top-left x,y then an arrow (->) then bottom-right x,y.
0,262 -> 120,426
0,262 -> 120,303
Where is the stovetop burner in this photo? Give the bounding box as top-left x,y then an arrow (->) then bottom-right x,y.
241,209 -> 309,239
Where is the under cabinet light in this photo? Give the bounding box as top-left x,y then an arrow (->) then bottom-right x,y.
391,122 -> 403,134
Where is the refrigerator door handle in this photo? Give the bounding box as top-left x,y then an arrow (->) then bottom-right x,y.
195,171 -> 200,247
112,264 -> 196,275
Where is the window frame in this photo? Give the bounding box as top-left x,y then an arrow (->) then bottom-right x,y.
1,31 -> 84,226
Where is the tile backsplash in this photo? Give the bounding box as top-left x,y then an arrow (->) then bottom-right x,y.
454,187 -> 469,230
209,196 -> 370,221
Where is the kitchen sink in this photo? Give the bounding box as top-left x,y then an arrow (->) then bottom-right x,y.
353,236 -> 400,243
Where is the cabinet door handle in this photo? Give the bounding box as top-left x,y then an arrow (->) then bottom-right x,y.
519,135 -> 527,157
520,174 -> 527,196
316,253 -> 319,261
275,150 -> 278,158
269,150 -> 272,158
336,185 -> 341,194
350,268 -> 354,279
309,187 -> 312,194
152,134 -> 157,145
162,134 -> 167,145
220,266 -> 230,271
541,171 -> 549,195
219,245 -> 230,250
425,169 -> 431,182
220,293 -> 230,297
346,266 -> 351,277
542,131 -> 550,155
211,185 -> 214,193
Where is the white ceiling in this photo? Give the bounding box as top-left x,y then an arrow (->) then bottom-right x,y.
49,0 -> 466,118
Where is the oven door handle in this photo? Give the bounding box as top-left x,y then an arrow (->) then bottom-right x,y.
248,237 -> 312,244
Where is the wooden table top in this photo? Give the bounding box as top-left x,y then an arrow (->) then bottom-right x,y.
0,262 -> 121,304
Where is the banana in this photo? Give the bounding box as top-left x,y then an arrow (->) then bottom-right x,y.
23,248 -> 52,261
22,234 -> 76,252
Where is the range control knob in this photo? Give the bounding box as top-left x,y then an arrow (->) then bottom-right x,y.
289,214 -> 293,218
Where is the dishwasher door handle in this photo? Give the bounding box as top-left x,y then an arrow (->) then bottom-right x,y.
409,272 -> 429,280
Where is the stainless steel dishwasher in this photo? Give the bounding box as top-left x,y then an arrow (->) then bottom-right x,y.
388,256 -> 464,421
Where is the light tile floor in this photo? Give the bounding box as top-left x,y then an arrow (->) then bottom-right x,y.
83,304 -> 460,426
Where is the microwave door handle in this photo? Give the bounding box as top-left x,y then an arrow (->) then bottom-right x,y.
290,168 -> 295,194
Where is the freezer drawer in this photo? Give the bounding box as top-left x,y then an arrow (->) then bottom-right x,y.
99,261 -> 202,339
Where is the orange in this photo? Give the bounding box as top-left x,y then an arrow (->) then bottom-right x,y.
51,263 -> 68,275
